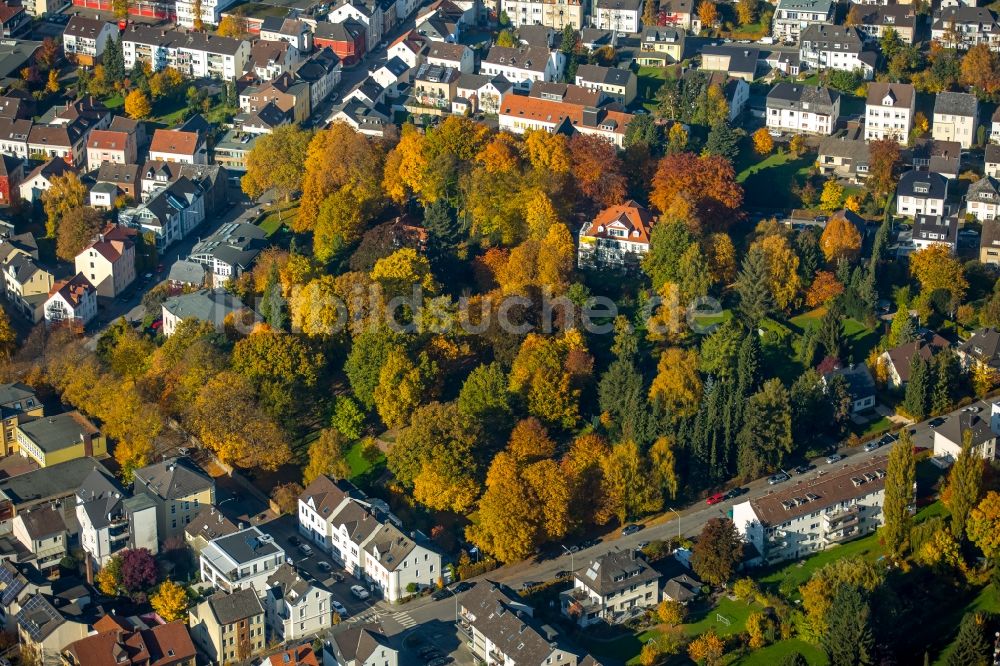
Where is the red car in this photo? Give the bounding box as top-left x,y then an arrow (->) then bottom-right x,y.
706,493 -> 725,505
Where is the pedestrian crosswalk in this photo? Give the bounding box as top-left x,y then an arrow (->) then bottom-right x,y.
394,611 -> 417,628
348,606 -> 416,629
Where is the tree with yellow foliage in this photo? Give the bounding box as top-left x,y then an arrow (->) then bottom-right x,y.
45,69 -> 59,94
805,270 -> 844,307
736,0 -> 756,24
124,88 -> 151,119
649,435 -> 680,500
151,580 -> 189,621
536,223 -> 575,294
42,171 -> 87,238
751,127 -> 773,156
910,243 -> 968,308
789,134 -> 805,156
697,0 -> 718,27
819,213 -> 862,262
562,433 -> 610,528
303,428 -> 352,485
649,347 -> 703,419
522,189 -> 561,239
707,233 -> 737,284
371,247 -> 437,297
217,15 -> 242,37
524,129 -> 571,173
844,194 -> 862,212
373,348 -> 432,429
289,276 -> 340,338
819,179 -> 844,212
755,234 -> 800,311
968,491 -> 1000,560
666,123 -> 688,154
96,556 -> 122,596
599,440 -> 661,524
746,611 -> 771,650
509,330 -> 591,428
242,124 -> 312,201
657,599 -> 686,626
687,629 -> 725,666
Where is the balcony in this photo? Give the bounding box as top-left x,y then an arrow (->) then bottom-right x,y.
822,526 -> 860,544
823,506 -> 861,528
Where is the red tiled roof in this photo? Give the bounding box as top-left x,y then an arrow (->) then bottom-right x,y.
149,129 -> 199,156
48,273 -> 94,307
265,645 -> 320,666
499,94 -> 632,135
0,5 -> 24,23
62,619 -> 196,666
87,130 -> 129,151
581,201 -> 655,244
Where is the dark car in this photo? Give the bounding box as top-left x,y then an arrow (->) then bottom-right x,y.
878,433 -> 899,447
929,417 -> 947,428
288,535 -> 301,547
792,464 -> 814,474
453,582 -> 473,593
431,589 -> 450,601
863,440 -> 881,453
555,570 -> 572,580
724,487 -> 746,500
622,524 -> 643,536
767,473 -> 790,485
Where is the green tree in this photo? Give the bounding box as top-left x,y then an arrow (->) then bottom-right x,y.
423,199 -> 462,269
242,125 -> 312,201
736,243 -> 774,324
373,348 -> 433,429
331,395 -> 365,441
259,262 -> 287,330
950,431 -> 984,541
736,379 -> 793,479
690,517 -> 743,587
642,221 -> 693,291
457,362 -> 514,435
882,430 -> 916,558
599,359 -> 647,442
822,585 -> 875,666
599,440 -> 661,524
345,328 -> 400,410
887,308 -> 916,347
947,612 -> 990,666
816,306 -> 845,361
932,349 -> 960,415
902,356 -> 930,419
104,37 -> 125,82
703,122 -> 741,162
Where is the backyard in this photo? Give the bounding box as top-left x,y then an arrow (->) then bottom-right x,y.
735,151 -> 814,210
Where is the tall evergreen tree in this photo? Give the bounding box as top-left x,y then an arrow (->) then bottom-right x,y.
816,306 -> 846,361
703,122 -> 741,162
888,308 -> 916,347
423,199 -> 461,268
642,222 -> 693,291
902,356 -> 930,419
822,585 -> 876,666
598,359 -> 648,444
736,244 -> 773,325
104,36 -> 125,83
736,379 -> 793,479
882,430 -> 916,558
947,612 -> 990,666
795,229 -> 820,287
259,262 -> 287,330
559,24 -> 576,53
950,431 -> 984,541
790,369 -> 829,448
932,349 -> 960,416
736,335 -> 762,399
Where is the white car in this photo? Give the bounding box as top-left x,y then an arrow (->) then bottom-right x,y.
332,600 -> 348,617
350,585 -> 370,600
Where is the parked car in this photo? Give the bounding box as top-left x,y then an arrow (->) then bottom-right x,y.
350,585 -> 369,600
622,524 -> 643,536
332,600 -> 348,617
863,441 -> 881,453
427,658 -> 452,666
637,541 -> 650,550
724,487 -> 746,499
929,417 -> 947,428
453,582 -> 473,593
555,570 -> 572,580
431,589 -> 450,601
288,535 -> 301,547
767,473 -> 790,485
299,543 -> 313,556
317,561 -> 332,573
826,453 -> 844,464
706,493 -> 725,505
877,433 -> 898,447
792,464 -> 814,474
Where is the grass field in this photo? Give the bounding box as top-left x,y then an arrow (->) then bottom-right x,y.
345,440 -> 385,478
735,638 -> 826,665
636,66 -> 669,112
257,202 -> 298,237
789,307 -> 880,363
736,153 -> 814,209
757,531 -> 883,597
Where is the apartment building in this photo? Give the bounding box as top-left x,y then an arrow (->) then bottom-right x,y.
187,221 -> 267,287
574,64 -> 637,105
263,564 -> 333,642
42,274 -> 97,327
910,214 -> 959,253
593,0 -> 642,34
12,505 -> 66,577
851,3 -> 917,44
933,91 -> 978,149
636,26 -> 684,66
200,526 -> 286,596
897,170 -> 949,218
933,406 -> 1000,460
3,252 -> 52,322
121,25 -> 250,80
15,411 -> 106,468
864,82 -> 914,144
76,467 -> 158,567
798,24 -> 876,79
772,0 -> 835,41
733,455 -> 898,564
498,95 -> 633,147
766,83 -> 840,135
175,0 -> 241,27
132,457 -> 215,541
0,383 -> 42,457
327,627 -> 398,666
62,617 -> 196,666
118,176 -> 206,250
560,550 -> 661,627
480,45 -> 564,91
501,0 -> 585,30
62,16 -> 117,66
931,6 -> 1000,50
74,224 -> 137,299
189,589 -> 266,663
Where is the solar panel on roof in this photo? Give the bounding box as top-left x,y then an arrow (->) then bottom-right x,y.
19,595 -> 60,641
0,564 -> 24,606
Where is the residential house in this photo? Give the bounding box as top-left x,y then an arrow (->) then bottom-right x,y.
61,616 -> 196,666
699,45 -> 758,82
911,138 -> 961,180
880,331 -> 950,389
345,77 -> 386,106
189,589 -> 266,664
574,65 -> 637,105
249,40 -> 300,80
0,154 -> 23,207
967,176 -> 1000,222
416,0 -> 468,43
239,72 -> 312,124
822,364 -> 876,413
329,0 -> 383,52
120,25 -> 250,80
265,645 -> 321,666
454,73 -> 510,115
185,505 -> 238,556
933,406 -> 1000,460
458,582 -> 579,666
990,108 -> 1000,145
371,56 -> 411,98
593,0 -> 642,34
480,45 -> 564,91
772,0 -> 835,40
0,457 -> 103,534
579,28 -> 616,51
865,82 -> 914,144
76,467 -> 158,567
187,221 -> 267,287
957,328 -> 1000,373
213,130 -> 259,172
560,550 -> 661,627
933,91 -> 978,149
26,125 -> 88,169
17,593 -> 92,666
764,50 -> 802,76
516,25 -> 557,48
326,627 -> 398,666
635,26 -> 685,66
160,288 -> 253,337
498,95 -> 633,147
132,457 -> 215,542
141,161 -> 227,214
578,201 -> 655,269
260,16 -> 313,52
62,16 -> 116,66
766,83 -> 840,135
74,224 -> 137,299
175,0 -> 240,27
982,220 -> 1000,265
733,454 -> 896,563
659,0 -> 699,31
362,522 -> 440,602
3,253 -> 53,322
0,6 -> 28,38
0,118 -> 31,160
387,30 -> 427,68
312,21 -> 367,67
118,176 -> 206,250
410,63 -> 460,110
15,411 -> 106,468
263,564 -> 332,642
95,162 -> 140,201
12,506 -> 66,578
149,129 -> 207,165
798,24 -> 876,80
167,260 -> 207,288
501,0 -> 585,29
0,383 -> 42,457
851,3 -> 917,44
896,170 -> 949,218
328,99 -> 390,136
426,42 -> 473,73
43,274 -> 96,327
86,130 -> 137,167
910,214 -> 959,253
294,48 -> 342,110
931,6 -> 1000,50
200,526 -> 286,596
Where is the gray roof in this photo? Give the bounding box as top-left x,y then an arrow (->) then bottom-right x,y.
133,457 -> 213,501
0,458 -> 104,508
167,259 -> 206,286
0,40 -> 41,80
641,26 -> 684,44
934,91 -> 978,118
483,45 -> 552,72
460,582 -> 561,666
968,175 -> 1000,204
987,144 -> 1000,166
576,550 -> 661,597
854,3 -> 915,28
364,523 -> 420,572
766,83 -> 839,114
190,222 -> 266,272
210,526 -> 282,564
913,214 -> 959,246
800,23 -> 864,52
161,288 -> 252,329
265,563 -> 314,604
595,0 -> 641,9
580,28 -> 616,47
700,45 -> 759,76
517,24 -> 555,48
938,411 -> 996,448
898,170 -> 948,200
933,6 -> 999,30
294,48 -> 340,83
959,328 -> 1000,368
120,25 -> 246,56
823,363 -> 876,400
575,64 -> 634,87
18,412 -> 99,455
17,505 -> 66,540
0,382 -> 38,413
76,467 -> 125,531
332,626 -> 392,665
205,588 -> 264,625
776,0 -> 833,11
185,505 -> 238,542
379,56 -> 410,77
64,16 -> 113,39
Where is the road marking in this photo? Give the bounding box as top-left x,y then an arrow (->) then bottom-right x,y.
394,612 -> 416,628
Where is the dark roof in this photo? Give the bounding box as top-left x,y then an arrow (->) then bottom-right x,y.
76,467 -> 125,530
64,16 -> 113,39
299,475 -> 363,518
379,56 -> 410,77
0,458 -> 103,507
210,526 -> 282,564
800,23 -> 864,51
483,45 -> 552,72
517,24 -> 555,48
912,214 -> 959,246
575,550 -> 660,597
575,64 -> 634,87
884,332 -> 950,383
18,412 -> 99,454
97,162 -> 140,187
823,363 -> 876,400
959,328 -> 1000,368
294,48 -> 341,83
185,506 -> 239,542
331,626 -> 392,665
133,458 -> 213,501
938,411 -> 996,448
121,25 -> 246,56
852,3 -> 915,28
700,45 -> 759,76
313,19 -> 366,42
987,144 -> 1000,165
933,5 -> 999,30
897,170 -> 948,200
189,221 -> 266,271
934,91 -> 978,118
460,582 -> 561,666
641,26 -> 684,43
17,505 -> 66,540
766,83 -> 839,114
205,589 -> 263,625
595,0 -> 641,9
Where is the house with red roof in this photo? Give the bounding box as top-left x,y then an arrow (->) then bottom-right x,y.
148,129 -> 207,165
86,129 -> 137,168
578,201 -> 656,269
43,273 -> 97,327
61,616 -> 196,666
74,224 -> 137,299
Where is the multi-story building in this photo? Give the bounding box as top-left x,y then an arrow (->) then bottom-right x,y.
480,45 -> 564,91
574,64 -> 636,105
149,129 -> 207,165
0,383 -> 42,457
189,589 -> 266,664
15,411 -> 106,468
327,627 -> 398,666
121,25 -> 250,81
43,274 -> 97,327
459,582 -> 580,666
200,526 -> 286,596
560,550 -> 661,627
0,457 -> 102,534
933,405 -> 1000,460
329,0 -> 383,52
851,3 -> 917,44
933,91 -> 978,149
498,94 -> 633,146
733,455 -> 900,564
577,201 -> 654,269
659,0 -> 698,31
12,505 -> 66,577
3,251 -> 52,322
865,82 -> 914,144
636,26 -> 684,66
799,24 -> 876,79
260,17 -> 313,52
957,329 -> 1000,375
426,42 -> 474,73
967,176 -> 1000,222
411,63 -> 460,110
185,505 -> 238,555
983,220 -> 1000,266
239,72 -> 312,124
501,0 -> 585,30
76,466 -> 158,567
160,289 -> 252,336
931,6 -> 1000,50
176,0 -> 241,27
86,129 -> 137,167
910,214 -> 959,253
897,170 -> 949,218
263,564 -> 333,642
118,176 -> 206,251
62,16 -> 117,66
312,20 -> 367,67
699,45 -> 758,82
62,617 -> 196,666
766,83 -> 840,135
74,224 -> 137,299
132,458 -> 215,541
772,0 -> 835,41
187,221 -> 267,287
293,48 -> 342,110
593,0 -> 642,33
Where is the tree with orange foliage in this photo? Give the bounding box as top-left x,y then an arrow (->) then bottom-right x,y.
819,213 -> 863,263
650,153 -> 743,233
569,134 -> 627,207
751,127 -> 773,156
865,138 -> 901,203
910,243 -> 968,306
688,629 -> 725,666
698,0 -> 718,27
805,271 -> 845,307
477,132 -> 522,175
960,43 -> 1000,95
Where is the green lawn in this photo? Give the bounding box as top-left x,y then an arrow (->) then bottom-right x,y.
734,638 -> 826,665
681,596 -> 759,638
736,152 -> 814,209
789,307 -> 880,364
345,440 -> 385,478
636,66 -> 668,112
257,202 -> 298,237
103,93 -> 124,110
757,531 -> 883,598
